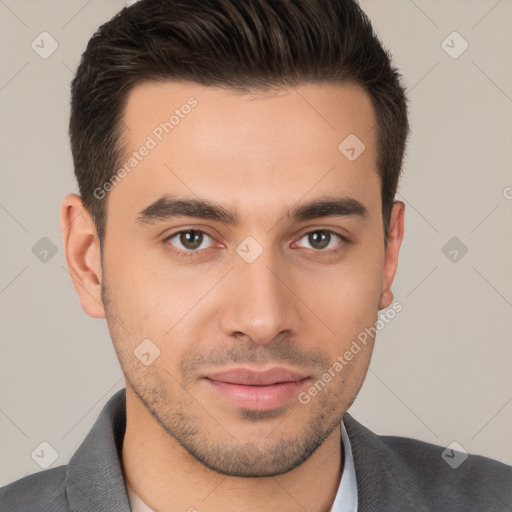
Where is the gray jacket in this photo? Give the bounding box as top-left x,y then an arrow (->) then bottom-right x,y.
1,388 -> 511,511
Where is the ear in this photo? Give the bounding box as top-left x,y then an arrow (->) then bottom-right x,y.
60,193 -> 105,318
379,200 -> 405,310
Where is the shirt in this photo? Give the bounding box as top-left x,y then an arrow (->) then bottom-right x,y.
126,422 -> 358,512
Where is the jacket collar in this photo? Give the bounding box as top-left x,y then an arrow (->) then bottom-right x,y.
65,388 -> 131,512
343,414 -> 422,511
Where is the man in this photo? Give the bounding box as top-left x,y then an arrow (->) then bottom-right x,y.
1,0 -> 510,510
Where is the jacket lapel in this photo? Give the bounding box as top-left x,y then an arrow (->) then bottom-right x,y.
65,388 -> 131,512
343,413 -> 425,512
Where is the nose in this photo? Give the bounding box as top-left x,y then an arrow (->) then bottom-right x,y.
218,246 -> 302,346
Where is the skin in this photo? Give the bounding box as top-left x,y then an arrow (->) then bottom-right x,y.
60,81 -> 405,512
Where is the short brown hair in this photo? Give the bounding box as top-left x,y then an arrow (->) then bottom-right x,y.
69,0 -> 409,245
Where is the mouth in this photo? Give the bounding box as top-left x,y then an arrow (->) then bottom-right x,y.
202,367 -> 310,411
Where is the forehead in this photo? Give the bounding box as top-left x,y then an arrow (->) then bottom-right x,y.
121,80 -> 376,149
108,80 -> 380,223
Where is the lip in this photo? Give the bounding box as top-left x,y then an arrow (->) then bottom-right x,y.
206,367 -> 308,385
203,367 -> 310,411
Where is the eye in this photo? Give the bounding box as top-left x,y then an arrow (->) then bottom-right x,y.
163,228 -> 349,258
164,229 -> 215,256
295,230 -> 347,251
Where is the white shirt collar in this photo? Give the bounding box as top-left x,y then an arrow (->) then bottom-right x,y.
330,421 -> 358,512
126,422 -> 358,512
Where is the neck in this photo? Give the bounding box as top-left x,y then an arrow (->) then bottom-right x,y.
121,387 -> 343,512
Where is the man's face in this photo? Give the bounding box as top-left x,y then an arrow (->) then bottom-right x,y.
100,81 -> 397,476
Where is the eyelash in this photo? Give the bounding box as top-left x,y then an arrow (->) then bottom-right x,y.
163,229 -> 350,258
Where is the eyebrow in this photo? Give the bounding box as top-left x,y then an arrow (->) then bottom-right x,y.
136,194 -> 369,226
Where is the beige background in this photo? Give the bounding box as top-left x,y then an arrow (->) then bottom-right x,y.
0,0 -> 511,486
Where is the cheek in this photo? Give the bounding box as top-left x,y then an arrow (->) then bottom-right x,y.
308,251 -> 383,335
103,238 -> 176,321
102,248 -> 213,367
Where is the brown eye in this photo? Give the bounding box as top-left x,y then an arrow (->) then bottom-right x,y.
297,230 -> 345,251
165,230 -> 214,255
